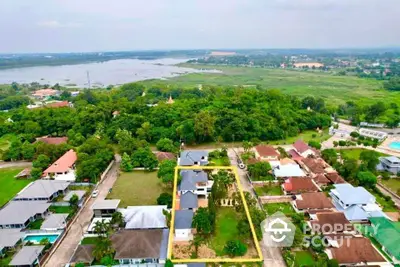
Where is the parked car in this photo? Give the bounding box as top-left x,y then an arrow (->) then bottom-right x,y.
92,190 -> 99,198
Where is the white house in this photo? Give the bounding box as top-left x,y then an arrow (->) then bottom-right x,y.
43,149 -> 77,181
253,145 -> 280,161
358,128 -> 387,142
178,170 -> 213,198
293,140 -> 316,157
377,156 -> 400,175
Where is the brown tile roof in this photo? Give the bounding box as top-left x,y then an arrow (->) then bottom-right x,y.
293,140 -> 310,153
155,152 -> 176,161
70,245 -> 94,264
43,149 -> 77,174
302,157 -> 325,174
326,172 -> 346,184
35,136 -> 68,145
283,177 -> 319,194
313,174 -> 330,185
46,101 -> 69,108
310,212 -> 353,233
111,229 -> 165,259
254,145 -> 279,157
14,168 -> 31,178
295,192 -> 334,210
288,149 -> 303,160
328,237 -> 386,264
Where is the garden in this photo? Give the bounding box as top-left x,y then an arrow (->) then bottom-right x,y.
208,148 -> 230,166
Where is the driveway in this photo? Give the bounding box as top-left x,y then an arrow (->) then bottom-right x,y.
227,148 -> 286,267
44,158 -> 120,267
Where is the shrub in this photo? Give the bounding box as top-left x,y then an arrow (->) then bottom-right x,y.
350,131 -> 360,138
223,240 -> 248,256
157,193 -> 173,208
338,140 -> 346,146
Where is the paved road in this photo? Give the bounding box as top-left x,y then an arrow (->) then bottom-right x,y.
44,158 -> 121,267
227,148 -> 286,267
0,161 -> 32,169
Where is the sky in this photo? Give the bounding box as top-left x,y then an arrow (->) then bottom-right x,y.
0,0 -> 399,53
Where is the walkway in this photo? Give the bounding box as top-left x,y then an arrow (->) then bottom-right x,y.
44,157 -> 121,267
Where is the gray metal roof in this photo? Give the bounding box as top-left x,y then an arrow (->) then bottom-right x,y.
119,205 -> 167,229
14,180 -> 70,200
9,245 -> 45,266
174,210 -> 194,229
91,199 -> 120,210
180,170 -> 208,191
180,192 -> 198,209
331,184 -> 375,206
63,190 -> 86,201
0,201 -> 51,226
382,156 -> 400,164
179,150 -> 208,166
159,228 -> 169,259
41,213 -> 68,230
0,229 -> 23,249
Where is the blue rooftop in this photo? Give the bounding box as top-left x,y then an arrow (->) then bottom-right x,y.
331,183 -> 375,206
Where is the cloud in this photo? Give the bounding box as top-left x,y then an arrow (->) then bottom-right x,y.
37,20 -> 81,28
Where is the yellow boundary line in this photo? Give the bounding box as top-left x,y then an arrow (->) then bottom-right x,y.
168,165 -> 263,263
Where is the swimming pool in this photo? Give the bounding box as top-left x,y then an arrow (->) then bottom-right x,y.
24,233 -> 60,244
389,141 -> 400,150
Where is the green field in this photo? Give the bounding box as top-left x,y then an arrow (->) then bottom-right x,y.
381,179 -> 400,194
270,129 -> 330,145
338,148 -> 388,160
107,171 -> 168,207
254,184 -> 283,196
0,134 -> 17,158
49,206 -> 75,214
0,167 -> 30,207
210,207 -> 239,256
294,251 -> 315,267
143,64 -> 400,105
263,203 -> 295,216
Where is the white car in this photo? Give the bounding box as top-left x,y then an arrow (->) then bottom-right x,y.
91,190 -> 99,198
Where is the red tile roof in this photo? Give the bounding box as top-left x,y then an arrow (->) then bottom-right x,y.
310,212 -> 353,234
295,192 -> 334,210
254,145 -> 279,157
35,136 -> 68,145
46,101 -> 69,108
302,157 -> 325,174
293,140 -> 310,153
288,149 -> 303,160
313,174 -> 330,185
43,149 -> 77,174
326,172 -> 346,184
283,177 -> 319,194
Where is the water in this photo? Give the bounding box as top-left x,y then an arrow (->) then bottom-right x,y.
0,58 -> 220,87
24,233 -> 60,244
389,141 -> 400,150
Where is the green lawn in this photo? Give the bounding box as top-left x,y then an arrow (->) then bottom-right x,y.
338,148 -> 388,160
380,179 -> 400,194
81,237 -> 100,245
208,157 -> 230,166
263,203 -> 295,216
142,64 -> 400,105
49,205 -> 74,214
270,129 -> 331,145
0,252 -> 13,266
107,171 -> 169,207
254,184 -> 282,196
294,251 -> 315,267
210,207 -> 240,256
0,133 -> 17,152
27,218 -> 44,229
0,167 -> 31,207
369,190 -> 398,212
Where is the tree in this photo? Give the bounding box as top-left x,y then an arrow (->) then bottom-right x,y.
100,255 -> 115,266
194,110 -> 216,142
321,149 -> 338,165
111,211 -> 124,228
165,259 -> 174,267
247,162 -> 271,180
121,152 -> 133,172
357,171 -> 377,188
156,138 -> 176,152
157,159 -> 176,184
327,259 -> 339,267
242,141 -> 253,153
39,238 -> 51,250
131,147 -> 158,170
237,219 -> 251,238
32,154 -> 51,170
223,240 -> 247,256
359,150 -> 380,172
350,131 -> 360,138
69,194 -> 79,209
192,208 -> 213,235
30,167 -> 43,179
157,192 -> 173,208
75,263 -> 85,267
93,238 -> 114,261
21,142 -> 35,160
308,140 -> 321,150
190,235 -> 204,257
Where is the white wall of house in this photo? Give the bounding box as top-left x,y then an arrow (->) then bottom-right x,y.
254,150 -> 278,161
43,169 -> 76,181
175,228 -> 192,241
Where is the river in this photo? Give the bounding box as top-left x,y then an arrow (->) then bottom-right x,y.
0,58 -> 220,87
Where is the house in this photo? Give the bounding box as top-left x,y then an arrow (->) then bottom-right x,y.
0,201 -> 51,229
366,217 -> 400,263
166,95 -> 174,104
330,184 -> 386,222
32,89 -> 59,99
111,229 -> 169,264
312,174 -> 331,187
14,180 -> 70,201
178,150 -> 208,166
325,237 -> 388,266
179,170 -> 213,198
155,151 -> 176,162
272,164 -> 306,179
70,245 -> 95,266
14,168 -> 31,179
43,149 -> 77,181
325,172 -> 346,184
282,177 -> 319,195
40,213 -> 68,231
0,229 -> 23,256
358,128 -> 387,142
288,149 -> 303,161
119,205 -> 167,229
377,156 -> 400,175
179,191 -> 199,210
293,140 -> 317,157
300,157 -> 326,175
9,245 -> 45,267
292,192 -> 334,213
308,212 -> 356,235
174,210 -> 194,241
92,199 -> 120,218
253,145 -> 280,161
293,62 -> 324,68
35,136 -> 68,145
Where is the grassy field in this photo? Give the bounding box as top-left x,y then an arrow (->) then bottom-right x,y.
210,207 -> 240,256
270,129 -> 330,145
263,203 -> 295,216
294,251 -> 315,267
338,148 -> 388,160
254,184 -> 282,196
0,133 -> 17,152
49,206 -> 74,214
0,167 -> 30,207
381,179 -> 400,194
369,190 -> 398,212
143,64 -> 400,105
107,171 -> 168,207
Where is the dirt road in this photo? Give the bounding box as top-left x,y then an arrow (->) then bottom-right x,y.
0,161 -> 32,169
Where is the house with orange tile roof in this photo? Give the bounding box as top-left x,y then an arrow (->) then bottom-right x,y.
43,149 -> 77,181
32,89 -> 60,99
253,145 -> 279,161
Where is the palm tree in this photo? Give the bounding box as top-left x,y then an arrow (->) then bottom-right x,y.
111,211 -> 124,229
93,220 -> 111,238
